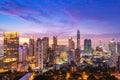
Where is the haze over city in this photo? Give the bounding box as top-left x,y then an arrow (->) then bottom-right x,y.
0,0 -> 120,47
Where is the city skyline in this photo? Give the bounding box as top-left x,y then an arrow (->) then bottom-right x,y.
1,1 -> 120,79
0,0 -> 120,47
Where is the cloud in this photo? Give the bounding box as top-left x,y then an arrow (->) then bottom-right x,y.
0,28 -> 7,33
0,0 -> 50,23
0,28 -> 6,32
0,0 -> 120,35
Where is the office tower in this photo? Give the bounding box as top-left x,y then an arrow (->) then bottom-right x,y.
0,45 -> 4,55
29,36 -> 35,57
19,45 -> 23,62
0,55 -> 3,69
36,38 -> 43,69
118,56 -> 120,73
84,39 -> 92,54
117,42 -> 120,73
47,47 -> 54,64
117,42 -> 120,55
23,43 -> 29,61
52,36 -> 58,51
19,45 -> 27,62
53,36 -> 57,45
77,29 -> 80,49
68,36 -> 75,51
42,37 -> 49,63
4,32 -> 19,70
109,38 -> 116,53
109,49 -> 118,68
75,48 -> 80,64
0,45 -> 4,69
67,50 -> 75,64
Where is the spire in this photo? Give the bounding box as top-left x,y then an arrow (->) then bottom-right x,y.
77,29 -> 80,34
77,29 -> 80,49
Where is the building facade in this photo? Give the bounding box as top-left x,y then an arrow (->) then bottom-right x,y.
109,39 -> 116,53
0,45 -> 4,69
36,38 -> 43,69
19,45 -> 27,62
117,42 -> 120,55
77,29 -> 80,49
52,36 -> 58,51
42,37 -> 49,63
4,32 -> 19,70
29,36 -> 35,57
68,36 -> 75,51
84,39 -> 92,54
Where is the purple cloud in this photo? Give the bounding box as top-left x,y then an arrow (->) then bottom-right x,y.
0,0 -> 50,23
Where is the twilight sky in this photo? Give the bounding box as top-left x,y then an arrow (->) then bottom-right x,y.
0,0 -> 120,47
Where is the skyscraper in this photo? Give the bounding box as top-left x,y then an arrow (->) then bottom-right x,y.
109,39 -> 118,69
52,36 -> 57,51
75,48 -> 80,64
47,47 -> 54,64
68,36 -> 75,51
118,56 -> 120,73
19,45 -> 23,62
23,43 -> 29,61
109,38 -> 116,53
0,45 -> 4,69
4,32 -> 19,70
117,42 -> 120,55
117,42 -> 120,72
77,29 -> 80,49
36,38 -> 43,69
19,45 -> 27,62
42,37 -> 49,63
84,39 -> 92,54
75,30 -> 81,64
29,36 -> 35,57
53,36 -> 57,45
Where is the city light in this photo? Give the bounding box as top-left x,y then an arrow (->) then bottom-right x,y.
0,0 -> 120,80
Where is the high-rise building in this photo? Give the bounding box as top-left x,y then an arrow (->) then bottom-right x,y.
52,36 -> 57,51
19,45 -> 23,62
117,42 -> 120,73
117,42 -> 120,55
4,32 -> 19,70
117,56 -> 120,73
52,36 -> 59,63
47,47 -> 54,64
53,36 -> 57,45
75,48 -> 80,64
29,36 -> 35,57
68,36 -> 75,51
77,29 -> 80,49
42,37 -> 49,63
109,38 -> 116,53
0,55 -> 3,69
84,39 -> 92,54
36,38 -> 43,69
67,50 -> 75,64
23,43 -> 29,61
75,30 -> 81,64
0,45 -> 4,69
19,45 -> 27,62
